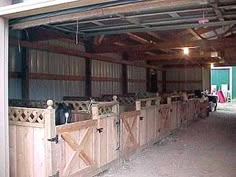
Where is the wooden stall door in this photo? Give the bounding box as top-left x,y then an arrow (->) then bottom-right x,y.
146,107 -> 156,144
56,120 -> 97,177
121,111 -> 140,156
159,105 -> 172,136
95,116 -> 119,168
170,103 -> 178,130
139,109 -> 147,147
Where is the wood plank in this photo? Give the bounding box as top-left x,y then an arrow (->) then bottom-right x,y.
33,128 -> 46,177
56,120 -> 96,134
139,110 -> 147,146
24,127 -> 34,177
120,111 -> 140,120
9,125 -> 17,177
99,118 -> 107,167
16,126 -> 26,177
9,120 -> 44,128
106,116 -> 118,163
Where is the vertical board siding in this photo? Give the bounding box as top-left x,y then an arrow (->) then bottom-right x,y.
127,66 -> 146,93
9,46 -> 22,99
91,60 -> 122,97
166,67 -> 202,92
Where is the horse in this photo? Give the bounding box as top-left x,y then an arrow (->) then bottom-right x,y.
55,103 -> 74,125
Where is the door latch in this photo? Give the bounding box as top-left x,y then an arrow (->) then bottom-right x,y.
47,135 -> 59,144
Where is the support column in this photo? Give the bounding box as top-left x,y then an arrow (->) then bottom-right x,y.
0,17 -> 9,177
21,31 -> 29,100
162,70 -> 167,92
146,67 -> 151,92
122,52 -> 128,95
84,38 -> 93,97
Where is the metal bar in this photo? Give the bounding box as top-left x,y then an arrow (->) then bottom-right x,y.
85,20 -> 236,36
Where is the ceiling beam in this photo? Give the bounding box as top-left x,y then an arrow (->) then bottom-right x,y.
9,39 -> 161,70
209,0 -> 224,21
188,28 -> 204,40
10,0 -> 208,29
0,0 -> 116,18
130,52 -> 220,61
94,36 -> 236,53
85,20 -> 236,36
127,32 -> 151,44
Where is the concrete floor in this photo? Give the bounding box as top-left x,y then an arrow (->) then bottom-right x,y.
98,103 -> 236,177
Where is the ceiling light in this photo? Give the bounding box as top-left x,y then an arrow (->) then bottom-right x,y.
183,47 -> 189,55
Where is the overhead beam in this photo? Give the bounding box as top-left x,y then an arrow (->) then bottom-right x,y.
10,39 -> 161,70
85,20 -> 236,36
209,0 -> 224,21
0,0 -> 116,18
130,52 -> 219,61
10,0 -> 208,29
127,32 -> 150,44
188,28 -> 204,40
94,36 -> 236,53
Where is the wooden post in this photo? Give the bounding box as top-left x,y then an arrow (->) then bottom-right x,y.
45,100 -> 58,177
136,100 -> 141,111
91,104 -> 99,120
167,97 -> 172,104
84,38 -> 93,97
122,52 -> 128,95
146,67 -> 151,92
21,31 -> 29,100
112,95 -> 119,114
0,17 -> 9,177
162,70 -> 167,92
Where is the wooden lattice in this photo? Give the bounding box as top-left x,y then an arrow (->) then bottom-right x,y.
9,107 -> 46,124
58,101 -> 90,112
98,106 -> 113,115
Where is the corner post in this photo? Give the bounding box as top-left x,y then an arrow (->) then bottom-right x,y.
45,100 -> 58,177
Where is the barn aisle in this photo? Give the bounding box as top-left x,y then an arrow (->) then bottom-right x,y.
98,105 -> 236,177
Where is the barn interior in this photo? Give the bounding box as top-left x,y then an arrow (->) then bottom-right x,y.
0,1 -> 236,177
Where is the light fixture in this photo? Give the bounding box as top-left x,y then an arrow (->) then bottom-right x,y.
183,47 -> 189,55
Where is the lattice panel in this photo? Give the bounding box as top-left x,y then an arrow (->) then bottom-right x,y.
102,95 -> 135,105
98,106 -> 113,115
9,107 -> 46,124
118,97 -> 135,105
59,101 -> 90,112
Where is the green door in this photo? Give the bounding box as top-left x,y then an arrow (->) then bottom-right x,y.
211,69 -> 230,90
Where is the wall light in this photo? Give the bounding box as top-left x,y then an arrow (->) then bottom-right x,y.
183,47 -> 189,55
